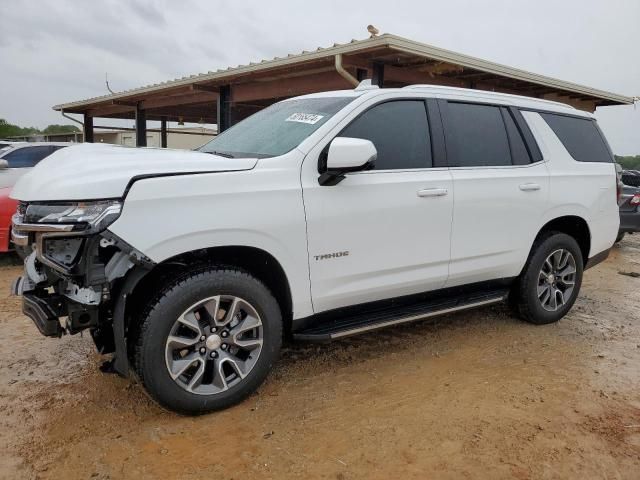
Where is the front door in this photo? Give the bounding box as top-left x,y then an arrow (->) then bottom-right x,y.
301,98 -> 454,313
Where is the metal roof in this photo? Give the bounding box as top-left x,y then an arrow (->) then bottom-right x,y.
53,33 -> 634,112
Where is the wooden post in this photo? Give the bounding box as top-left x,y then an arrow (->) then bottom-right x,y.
372,62 -> 384,87
83,113 -> 94,143
356,68 -> 367,82
160,116 -> 168,148
217,85 -> 231,133
135,103 -> 147,147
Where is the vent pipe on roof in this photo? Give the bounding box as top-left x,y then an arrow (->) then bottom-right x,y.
335,54 -> 359,87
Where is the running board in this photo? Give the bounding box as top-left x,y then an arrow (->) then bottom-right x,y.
293,290 -> 508,342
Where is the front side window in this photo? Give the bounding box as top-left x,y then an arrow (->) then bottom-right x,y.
338,100 -> 432,170
3,146 -> 53,168
199,97 -> 354,158
541,113 -> 613,163
446,103 -> 511,167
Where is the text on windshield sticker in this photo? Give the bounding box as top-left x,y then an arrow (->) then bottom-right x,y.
285,113 -> 324,125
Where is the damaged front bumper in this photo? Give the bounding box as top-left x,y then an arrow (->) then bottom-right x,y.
10,210 -> 153,354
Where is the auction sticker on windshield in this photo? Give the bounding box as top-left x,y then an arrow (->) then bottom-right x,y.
285,113 -> 324,125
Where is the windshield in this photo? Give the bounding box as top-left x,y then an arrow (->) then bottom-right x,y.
199,96 -> 354,158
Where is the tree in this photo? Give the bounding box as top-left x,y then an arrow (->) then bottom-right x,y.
0,119 -> 80,138
42,124 -> 81,134
0,119 -> 39,138
615,155 -> 640,170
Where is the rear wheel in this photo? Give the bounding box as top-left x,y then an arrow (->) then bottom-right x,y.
514,232 -> 583,325
133,267 -> 282,414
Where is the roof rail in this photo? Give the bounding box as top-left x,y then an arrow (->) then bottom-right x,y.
403,84 -> 576,109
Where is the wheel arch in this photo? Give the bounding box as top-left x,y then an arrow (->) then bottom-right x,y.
112,245 -> 294,376
533,215 -> 591,263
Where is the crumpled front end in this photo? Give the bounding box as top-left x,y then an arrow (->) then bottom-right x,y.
10,200 -> 153,354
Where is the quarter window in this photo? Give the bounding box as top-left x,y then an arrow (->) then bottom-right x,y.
446,103 -> 511,167
540,113 -> 613,163
338,100 -> 432,170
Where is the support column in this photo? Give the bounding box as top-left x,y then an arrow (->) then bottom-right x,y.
217,85 -> 231,133
372,62 -> 384,87
83,113 -> 94,143
135,103 -> 147,147
160,116 -> 168,148
356,68 -> 367,82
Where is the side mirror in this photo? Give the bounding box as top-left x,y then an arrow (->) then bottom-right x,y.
0,160 -> 8,170
319,137 -> 377,186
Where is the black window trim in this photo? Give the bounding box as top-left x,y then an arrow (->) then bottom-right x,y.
318,97 -> 445,173
438,99 -> 545,169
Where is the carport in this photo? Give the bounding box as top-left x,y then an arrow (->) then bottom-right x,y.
53,33 -> 634,147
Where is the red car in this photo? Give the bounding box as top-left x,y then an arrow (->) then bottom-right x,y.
0,143 -> 70,254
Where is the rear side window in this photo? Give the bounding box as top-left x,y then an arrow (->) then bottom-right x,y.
4,146 -> 55,168
541,113 -> 613,163
446,103 -> 511,167
338,100 -> 432,170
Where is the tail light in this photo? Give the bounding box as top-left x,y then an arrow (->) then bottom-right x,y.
630,193 -> 640,206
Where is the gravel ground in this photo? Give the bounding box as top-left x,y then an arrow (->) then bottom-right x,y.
0,236 -> 639,479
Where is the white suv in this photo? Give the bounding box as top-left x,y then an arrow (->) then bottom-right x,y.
10,83 -> 620,414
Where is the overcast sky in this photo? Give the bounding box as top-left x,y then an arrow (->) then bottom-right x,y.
1,0 -> 638,154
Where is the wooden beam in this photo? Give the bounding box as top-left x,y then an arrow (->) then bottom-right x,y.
231,71 -> 350,103
191,84 -> 218,93
142,91 -> 218,110
416,62 -> 464,76
111,100 -> 138,107
383,65 -> 466,87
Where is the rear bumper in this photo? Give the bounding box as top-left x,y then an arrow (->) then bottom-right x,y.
619,211 -> 640,233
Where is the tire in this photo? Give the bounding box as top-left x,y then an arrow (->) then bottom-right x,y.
615,232 -> 625,243
133,266 -> 282,415
513,232 -> 583,325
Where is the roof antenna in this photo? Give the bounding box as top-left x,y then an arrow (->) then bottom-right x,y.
105,72 -> 115,94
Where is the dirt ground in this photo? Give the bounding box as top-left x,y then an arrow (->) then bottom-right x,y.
0,237 -> 639,480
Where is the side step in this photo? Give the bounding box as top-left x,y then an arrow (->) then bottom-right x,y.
293,289 -> 508,342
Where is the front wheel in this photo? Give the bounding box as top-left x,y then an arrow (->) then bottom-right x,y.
133,267 -> 282,414
513,232 -> 583,325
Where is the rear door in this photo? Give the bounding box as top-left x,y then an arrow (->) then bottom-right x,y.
302,97 -> 454,312
439,100 -> 550,286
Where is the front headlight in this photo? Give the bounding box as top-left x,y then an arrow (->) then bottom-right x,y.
23,200 -> 122,231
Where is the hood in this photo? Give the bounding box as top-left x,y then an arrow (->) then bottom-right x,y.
10,143 -> 258,202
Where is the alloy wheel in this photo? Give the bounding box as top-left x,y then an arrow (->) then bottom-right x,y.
164,295 -> 263,395
537,249 -> 577,312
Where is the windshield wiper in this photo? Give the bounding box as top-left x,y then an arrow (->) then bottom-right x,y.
206,150 -> 235,158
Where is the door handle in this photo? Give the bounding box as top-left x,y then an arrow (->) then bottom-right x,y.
519,183 -> 541,192
417,188 -> 448,198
